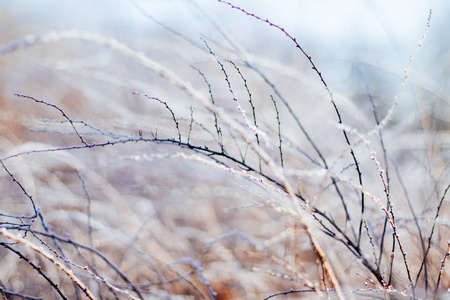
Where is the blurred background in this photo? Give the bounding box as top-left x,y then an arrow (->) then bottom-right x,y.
0,1 -> 449,299
1,0 -> 449,131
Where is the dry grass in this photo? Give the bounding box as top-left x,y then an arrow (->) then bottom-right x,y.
0,2 -> 449,299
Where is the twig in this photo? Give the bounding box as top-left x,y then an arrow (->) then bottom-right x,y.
0,228 -> 96,300
218,0 -> 362,225
425,182 -> 450,295
187,105 -> 194,144
433,240 -> 450,299
202,39 -> 262,139
229,60 -> 261,171
0,242 -> 67,299
191,65 -> 224,151
0,161 -> 39,219
0,288 -> 44,300
20,228 -> 144,299
271,95 -> 283,167
132,92 -> 182,143
15,94 -> 87,145
264,288 -> 329,300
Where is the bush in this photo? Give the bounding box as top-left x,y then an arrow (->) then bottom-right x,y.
0,2 -> 448,299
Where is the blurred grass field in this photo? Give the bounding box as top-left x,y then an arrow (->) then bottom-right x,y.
0,1 -> 449,299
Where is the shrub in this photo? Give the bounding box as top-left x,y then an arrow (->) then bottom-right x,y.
0,2 -> 448,299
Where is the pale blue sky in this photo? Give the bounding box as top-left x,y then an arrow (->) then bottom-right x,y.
2,0 -> 448,100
